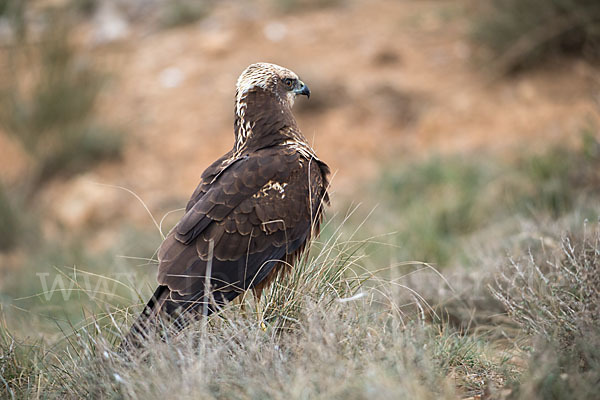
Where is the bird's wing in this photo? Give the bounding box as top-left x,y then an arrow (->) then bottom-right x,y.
156,146 -> 327,300
183,149 -> 235,212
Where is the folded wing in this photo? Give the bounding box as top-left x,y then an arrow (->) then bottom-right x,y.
155,147 -> 328,314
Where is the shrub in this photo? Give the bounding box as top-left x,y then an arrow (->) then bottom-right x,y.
472,0 -> 600,72
372,132 -> 600,267
491,227 -> 600,349
0,5 -> 123,201
376,156 -> 492,266
271,0 -> 342,13
0,184 -> 19,251
509,335 -> 600,400
159,0 -> 211,28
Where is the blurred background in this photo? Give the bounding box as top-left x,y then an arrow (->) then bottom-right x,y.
0,0 -> 599,337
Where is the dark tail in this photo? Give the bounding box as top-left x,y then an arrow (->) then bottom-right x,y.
119,285 -> 173,352
118,285 -> 236,352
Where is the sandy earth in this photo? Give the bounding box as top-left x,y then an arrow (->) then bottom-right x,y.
1,0 -> 599,231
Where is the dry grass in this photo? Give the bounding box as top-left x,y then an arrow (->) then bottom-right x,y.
0,218 -> 516,399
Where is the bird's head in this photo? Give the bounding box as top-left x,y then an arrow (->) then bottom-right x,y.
235,62 -> 310,109
233,63 -> 310,152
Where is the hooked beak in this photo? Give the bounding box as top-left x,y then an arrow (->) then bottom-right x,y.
294,81 -> 310,99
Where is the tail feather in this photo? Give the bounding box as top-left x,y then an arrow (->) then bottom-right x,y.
118,285 -> 238,351
119,285 -> 172,351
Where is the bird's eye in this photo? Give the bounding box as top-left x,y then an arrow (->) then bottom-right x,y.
284,78 -> 295,88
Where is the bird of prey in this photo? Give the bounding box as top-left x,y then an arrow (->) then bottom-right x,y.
122,63 -> 330,347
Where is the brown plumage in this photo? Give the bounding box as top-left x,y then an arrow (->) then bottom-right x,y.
121,63 -> 330,348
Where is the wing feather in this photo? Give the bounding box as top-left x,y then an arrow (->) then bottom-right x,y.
156,147 -> 328,304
